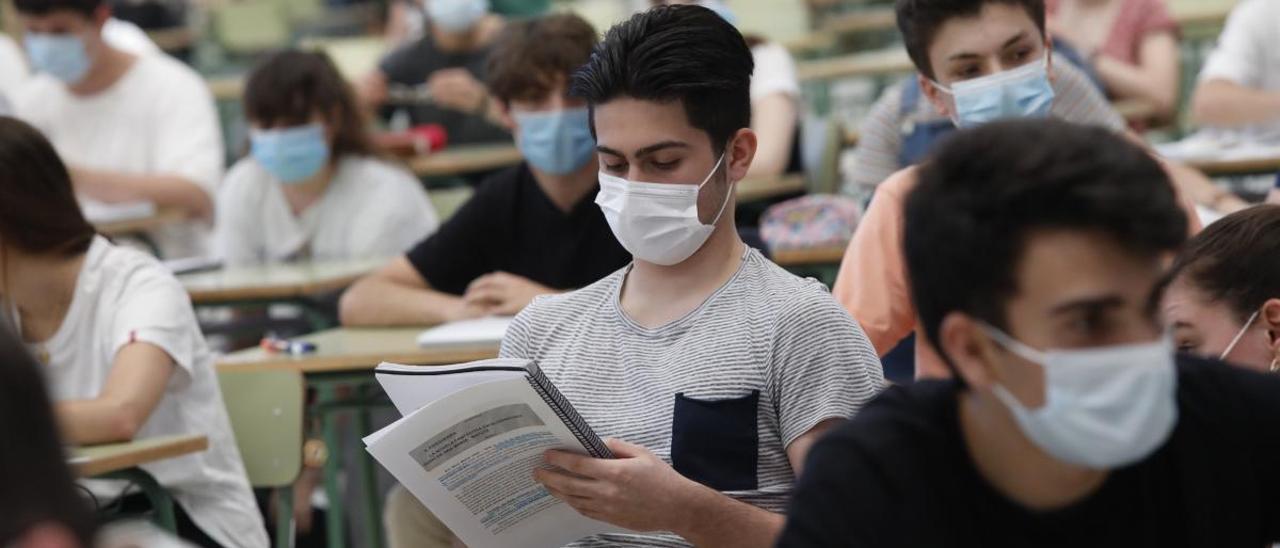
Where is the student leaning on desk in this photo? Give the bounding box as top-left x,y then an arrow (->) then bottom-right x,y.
0,118 -> 267,548
0,328 -> 191,548
339,12 -> 631,328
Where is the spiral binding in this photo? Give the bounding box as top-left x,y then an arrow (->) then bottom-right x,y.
525,362 -> 614,459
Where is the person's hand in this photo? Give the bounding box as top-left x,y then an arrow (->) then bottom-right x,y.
444,297 -> 494,323
462,272 -> 556,316
356,71 -> 390,110
533,439 -> 703,532
427,68 -> 489,114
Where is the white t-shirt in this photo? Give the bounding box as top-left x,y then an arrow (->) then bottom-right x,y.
103,17 -> 162,55
1199,0 -> 1280,138
33,236 -> 268,548
11,54 -> 224,259
750,41 -> 800,103
216,154 -> 439,266
0,33 -> 29,100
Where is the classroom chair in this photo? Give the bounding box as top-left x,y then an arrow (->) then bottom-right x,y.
218,369 -> 306,548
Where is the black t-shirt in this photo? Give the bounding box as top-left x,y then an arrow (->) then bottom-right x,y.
778,355 -> 1280,548
378,34 -> 511,146
406,162 -> 631,295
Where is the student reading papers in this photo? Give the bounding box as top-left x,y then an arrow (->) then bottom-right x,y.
777,119 -> 1280,547
10,0 -> 223,259
0,117 -> 266,548
495,5 -> 884,546
1191,0 -> 1280,140
217,50 -> 438,266
832,0 -> 1217,380
339,13 -> 630,327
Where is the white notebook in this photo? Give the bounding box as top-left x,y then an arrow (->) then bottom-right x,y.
416,316 -> 513,348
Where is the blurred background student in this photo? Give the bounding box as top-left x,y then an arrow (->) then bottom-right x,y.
216,49 -> 438,267
1162,204 -> 1280,373
357,0 -> 511,147
1047,0 -> 1181,121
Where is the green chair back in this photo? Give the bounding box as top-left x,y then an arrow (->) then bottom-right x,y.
218,369 -> 305,488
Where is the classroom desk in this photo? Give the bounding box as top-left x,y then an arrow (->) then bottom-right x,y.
207,75 -> 245,102
1170,0 -> 1235,28
737,173 -> 808,203
772,244 -> 847,268
93,208 -> 185,238
70,434 -> 209,532
180,259 -> 383,306
218,328 -> 499,548
817,6 -> 897,36
1184,155 -> 1280,178
797,48 -> 915,83
407,143 -> 523,178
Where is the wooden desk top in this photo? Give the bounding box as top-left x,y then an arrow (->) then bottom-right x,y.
737,174 -> 808,203
1184,155 -> 1280,177
180,259 -> 383,304
773,244 -> 847,268
94,208 -> 185,237
817,6 -> 897,36
1171,0 -> 1235,27
70,434 -> 208,477
797,48 -> 914,82
408,144 -> 523,178
217,327 -> 500,374
207,76 -> 245,102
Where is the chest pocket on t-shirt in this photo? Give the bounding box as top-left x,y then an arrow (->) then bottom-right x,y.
670,391 -> 759,492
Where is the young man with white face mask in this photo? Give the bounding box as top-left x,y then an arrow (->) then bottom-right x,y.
10,0 -> 222,259
497,6 -> 885,547
831,0 -> 1233,381
779,119 -> 1280,547
358,0 -> 510,147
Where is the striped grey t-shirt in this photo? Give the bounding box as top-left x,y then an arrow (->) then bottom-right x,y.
500,248 -> 886,547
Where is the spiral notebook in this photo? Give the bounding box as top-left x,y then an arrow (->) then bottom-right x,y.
365,359 -> 620,548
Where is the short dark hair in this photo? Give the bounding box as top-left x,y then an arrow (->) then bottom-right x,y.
13,0 -> 101,17
896,0 -> 1046,80
243,49 -> 375,158
487,13 -> 597,105
904,119 -> 1187,367
1165,205 -> 1280,323
570,4 -> 753,155
0,328 -> 97,546
0,117 -> 96,256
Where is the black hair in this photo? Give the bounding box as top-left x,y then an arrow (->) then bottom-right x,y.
13,0 -> 101,17
1165,205 -> 1280,323
0,327 -> 98,545
0,117 -> 96,256
896,0 -> 1046,80
904,119 -> 1187,369
487,13 -> 597,105
243,49 -> 376,158
570,4 -> 753,155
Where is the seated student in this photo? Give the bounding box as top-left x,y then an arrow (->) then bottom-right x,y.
340,13 -> 631,327
217,50 -> 439,267
357,0 -> 510,146
779,118 -> 1280,547
1161,205 -> 1280,373
649,0 -> 802,178
1047,0 -> 1181,120
1191,0 -> 1280,138
499,6 -> 884,546
10,0 -> 223,259
832,0 -> 1227,381
0,33 -> 28,102
0,117 -> 267,548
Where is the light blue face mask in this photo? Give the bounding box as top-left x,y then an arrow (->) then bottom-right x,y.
514,107 -> 596,176
250,123 -> 331,185
427,0 -> 489,33
931,56 -> 1056,128
24,32 -> 91,84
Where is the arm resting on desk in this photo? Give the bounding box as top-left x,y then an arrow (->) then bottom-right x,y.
1093,33 -> 1180,119
747,94 -> 799,179
1191,80 -> 1280,129
339,256 -> 476,327
57,342 -> 174,445
72,168 -> 213,221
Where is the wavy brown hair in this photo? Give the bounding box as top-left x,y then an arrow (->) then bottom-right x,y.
243,49 -> 376,158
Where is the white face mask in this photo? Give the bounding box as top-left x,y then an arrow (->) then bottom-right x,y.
930,55 -> 1055,128
596,154 -> 731,266
427,0 -> 488,32
981,324 -> 1179,469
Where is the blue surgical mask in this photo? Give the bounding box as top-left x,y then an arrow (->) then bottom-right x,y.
514,107 -> 596,176
24,33 -> 91,84
250,123 -> 331,185
427,0 -> 488,33
931,55 -> 1055,128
